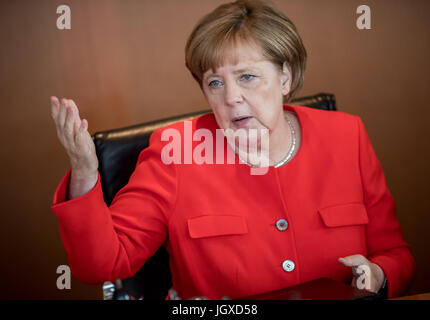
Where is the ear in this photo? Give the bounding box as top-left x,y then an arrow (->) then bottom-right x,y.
280,62 -> 292,96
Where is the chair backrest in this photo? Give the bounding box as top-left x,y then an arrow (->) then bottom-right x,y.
93,92 -> 336,299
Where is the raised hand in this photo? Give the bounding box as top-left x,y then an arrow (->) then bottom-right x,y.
50,96 -> 99,199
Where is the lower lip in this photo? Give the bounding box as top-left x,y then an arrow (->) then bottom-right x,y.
233,117 -> 252,128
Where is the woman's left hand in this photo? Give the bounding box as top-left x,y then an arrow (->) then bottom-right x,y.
338,254 -> 386,293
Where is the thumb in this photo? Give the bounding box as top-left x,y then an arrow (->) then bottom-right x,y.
338,254 -> 368,267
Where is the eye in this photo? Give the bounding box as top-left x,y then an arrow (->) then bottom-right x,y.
240,74 -> 256,82
208,79 -> 223,88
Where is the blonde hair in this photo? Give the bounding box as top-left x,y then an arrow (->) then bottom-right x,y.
185,0 -> 307,101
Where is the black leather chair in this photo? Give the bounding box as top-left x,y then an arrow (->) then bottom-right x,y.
95,93 -> 336,300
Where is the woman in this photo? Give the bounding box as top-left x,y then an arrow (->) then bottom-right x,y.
50,0 -> 415,299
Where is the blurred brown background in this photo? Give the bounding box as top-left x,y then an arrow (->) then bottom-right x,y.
0,0 -> 428,299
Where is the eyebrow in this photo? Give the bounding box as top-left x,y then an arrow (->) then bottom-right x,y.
204,67 -> 262,80
232,68 -> 259,75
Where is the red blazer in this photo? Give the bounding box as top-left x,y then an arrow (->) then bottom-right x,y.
51,105 -> 416,299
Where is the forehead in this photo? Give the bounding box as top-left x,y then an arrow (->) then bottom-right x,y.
203,42 -> 271,77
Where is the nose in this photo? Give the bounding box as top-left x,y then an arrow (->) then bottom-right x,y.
224,80 -> 243,107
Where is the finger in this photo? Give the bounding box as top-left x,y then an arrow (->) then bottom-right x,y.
81,118 -> 88,130
50,96 -> 60,120
68,99 -> 82,132
63,103 -> 76,145
75,118 -> 89,146
58,98 -> 68,128
338,255 -> 368,267
68,99 -> 81,137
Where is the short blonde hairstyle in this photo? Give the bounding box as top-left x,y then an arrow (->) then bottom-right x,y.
185,0 -> 307,101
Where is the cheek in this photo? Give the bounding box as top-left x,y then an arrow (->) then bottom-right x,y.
205,89 -> 223,107
247,83 -> 283,129
248,77 -> 282,105
205,93 -> 220,112
208,100 -> 230,127
203,90 -> 232,130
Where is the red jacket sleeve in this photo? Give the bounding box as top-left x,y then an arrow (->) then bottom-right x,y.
51,128 -> 176,284
356,116 -> 416,298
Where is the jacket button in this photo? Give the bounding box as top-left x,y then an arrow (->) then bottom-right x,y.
276,219 -> 288,231
282,260 -> 295,272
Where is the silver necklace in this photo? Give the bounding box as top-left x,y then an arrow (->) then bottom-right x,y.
274,113 -> 296,168
235,112 -> 296,168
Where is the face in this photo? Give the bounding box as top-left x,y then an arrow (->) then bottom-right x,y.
202,42 -> 291,139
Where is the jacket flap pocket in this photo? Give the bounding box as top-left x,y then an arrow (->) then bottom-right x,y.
188,215 -> 248,239
318,203 -> 368,227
